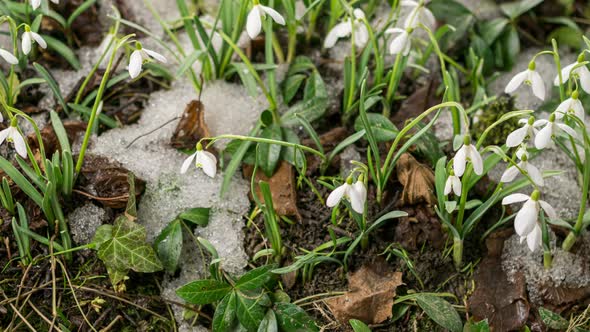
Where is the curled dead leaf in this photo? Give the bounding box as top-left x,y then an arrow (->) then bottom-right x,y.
396,153 -> 435,206
171,100 -> 212,150
325,263 -> 403,325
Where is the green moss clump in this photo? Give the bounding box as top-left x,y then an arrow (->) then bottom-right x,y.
473,94 -> 521,146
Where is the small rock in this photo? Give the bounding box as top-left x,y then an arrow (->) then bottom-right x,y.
339,145 -> 361,177
68,203 -> 110,245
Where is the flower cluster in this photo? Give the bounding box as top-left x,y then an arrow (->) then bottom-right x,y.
443,135 -> 483,202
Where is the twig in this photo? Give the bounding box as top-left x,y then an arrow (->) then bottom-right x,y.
125,116 -> 180,148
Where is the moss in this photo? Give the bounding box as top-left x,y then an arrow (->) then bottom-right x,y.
473,94 -> 521,146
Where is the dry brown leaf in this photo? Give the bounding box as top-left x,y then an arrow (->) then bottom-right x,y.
396,153 -> 435,206
326,263 -> 403,325
243,161 -> 301,220
28,121 -> 87,156
394,205 -> 445,250
393,80 -> 440,129
171,100 -> 212,150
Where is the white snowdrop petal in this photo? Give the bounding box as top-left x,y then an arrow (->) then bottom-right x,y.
500,165 -> 520,183
514,200 -> 538,236
469,146 -> 484,175
534,124 -> 553,149
128,51 -> 143,79
0,49 -> 18,65
353,181 -> 367,207
261,5 -> 286,25
400,0 -> 419,7
326,184 -> 347,207
579,67 -> 590,95
31,0 -> 41,9
530,70 -> 545,100
555,99 -> 570,119
246,6 -> 262,39
180,153 -> 197,174
31,32 -> 47,49
526,224 -> 541,252
533,119 -> 548,127
554,63 -> 575,86
572,99 -> 585,120
0,128 -> 10,146
347,185 -> 364,214
352,8 -> 365,19
453,145 -> 467,177
323,22 -> 350,48
526,163 -> 544,187
505,70 -> 528,94
502,193 -> 530,205
420,8 -> 436,28
444,177 -> 452,195
452,176 -> 462,196
557,123 -> 577,138
385,27 -> 405,34
354,25 -> 369,48
197,151 -> 217,178
10,129 -> 27,159
539,200 -> 557,220
22,32 -> 31,55
389,32 -> 408,55
506,126 -> 528,147
143,49 -> 167,63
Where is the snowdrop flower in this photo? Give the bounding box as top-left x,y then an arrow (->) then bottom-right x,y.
326,176 -> 366,214
324,9 -> 369,49
502,190 -> 556,252
21,26 -> 47,55
501,151 -> 544,186
506,116 -> 537,147
505,61 -> 545,100
0,122 -> 27,159
453,136 -> 483,177
555,91 -> 584,121
444,171 -> 461,196
385,28 -> 412,56
32,0 -> 59,9
0,48 -> 18,65
554,55 -> 590,94
401,0 -> 435,29
534,113 -> 577,150
180,143 -> 217,178
246,3 -> 285,39
128,42 -> 167,79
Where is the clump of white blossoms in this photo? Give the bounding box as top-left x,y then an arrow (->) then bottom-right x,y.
326,174 -> 367,214
246,1 -> 285,39
401,0 -> 435,29
324,8 -> 369,49
386,27 -> 412,56
453,136 -> 483,177
0,119 -> 27,159
501,149 -> 544,187
180,143 -> 217,178
31,0 -> 59,10
128,42 -> 167,79
502,190 -> 556,252
506,116 -> 537,147
534,113 -> 577,150
21,26 -> 47,55
554,55 -> 590,94
505,60 -> 545,100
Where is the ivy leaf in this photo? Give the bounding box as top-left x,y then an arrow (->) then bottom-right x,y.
274,302 -> 319,332
176,279 -> 232,305
92,224 -> 113,250
213,292 -> 238,331
415,294 -> 462,332
236,293 -> 267,332
539,307 -> 568,329
154,219 -> 183,274
96,216 -> 163,282
179,207 -> 210,227
235,264 -> 277,291
257,310 -> 278,332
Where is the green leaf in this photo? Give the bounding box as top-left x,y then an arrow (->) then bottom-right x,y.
66,0 -> 96,28
257,310 -> 278,332
327,130 -> 365,163
0,157 -> 43,207
50,111 -> 71,153
213,292 -> 238,332
283,74 -> 307,104
178,207 -> 210,227
463,319 -> 490,332
281,97 -> 328,127
42,35 -> 81,70
500,0 -> 543,20
176,50 -> 206,77
274,302 -> 318,332
154,219 -> 183,274
349,319 -> 371,332
538,307 -> 568,329
257,123 -> 283,177
33,62 -> 68,112
231,63 -> 259,97
354,113 -> 398,142
478,18 -> 509,44
415,294 -> 462,332
235,265 -> 277,291
92,224 -> 113,250
236,293 -> 266,332
97,216 -> 163,277
281,128 -> 305,169
177,279 -> 232,305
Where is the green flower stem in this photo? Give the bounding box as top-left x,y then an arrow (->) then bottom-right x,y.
205,134 -> 325,159
453,237 -> 463,269
384,53 -> 404,117
265,0 -> 279,115
218,0 -> 249,76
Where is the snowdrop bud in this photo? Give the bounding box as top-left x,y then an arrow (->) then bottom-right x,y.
128,42 -> 167,79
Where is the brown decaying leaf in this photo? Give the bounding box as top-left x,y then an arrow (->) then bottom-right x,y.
468,229 -> 530,331
394,205 -> 445,251
243,161 -> 301,220
396,153 -> 435,206
76,154 -> 145,209
325,263 -> 403,325
393,80 -> 440,129
28,121 -> 87,156
171,100 -> 212,150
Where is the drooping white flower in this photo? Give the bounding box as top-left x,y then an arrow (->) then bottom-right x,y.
326,177 -> 366,214
385,28 -> 411,56
180,143 -> 217,178
30,0 -> 41,9
554,58 -> 590,94
128,43 -> 167,79
500,151 -> 544,186
506,116 -> 537,147
453,138 -> 483,177
502,190 -> 556,252
401,0 -> 435,29
21,27 -> 47,55
555,91 -> 584,121
246,4 -> 286,39
324,9 -> 369,49
0,48 -> 18,65
0,125 -> 27,159
505,61 -> 545,100
444,171 -> 461,196
534,114 -> 577,150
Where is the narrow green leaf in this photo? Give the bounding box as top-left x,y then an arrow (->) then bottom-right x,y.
257,123 -> 282,177
176,50 -> 206,77
349,319 -> 371,332
42,35 -> 80,70
354,113 -> 398,142
33,62 -> 68,112
257,310 -> 278,332
0,157 -> 43,207
66,0 -> 96,28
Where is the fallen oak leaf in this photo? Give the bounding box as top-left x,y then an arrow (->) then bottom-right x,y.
326,263 -> 403,325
